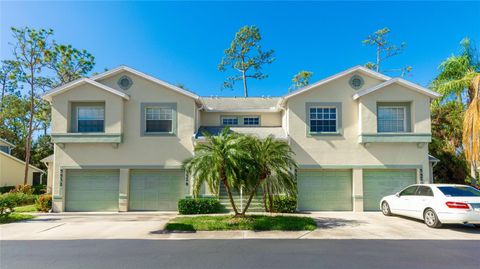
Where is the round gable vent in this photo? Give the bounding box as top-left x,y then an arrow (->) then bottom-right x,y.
118,75 -> 133,90
349,75 -> 364,90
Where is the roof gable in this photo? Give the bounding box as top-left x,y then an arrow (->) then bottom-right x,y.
280,66 -> 391,105
42,78 -> 130,101
352,78 -> 441,100
91,66 -> 200,100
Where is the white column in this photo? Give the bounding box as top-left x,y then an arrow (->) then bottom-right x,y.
118,168 -> 130,212
352,168 -> 364,212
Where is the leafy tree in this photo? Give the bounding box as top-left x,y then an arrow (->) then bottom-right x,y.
183,128 -> 250,216
0,60 -> 20,113
429,102 -> 468,183
289,71 -> 313,92
240,135 -> 297,215
218,25 -> 275,97
10,27 -> 53,184
463,76 -> 480,184
432,38 -> 480,104
45,42 -> 95,86
0,94 -> 31,160
362,27 -> 411,76
31,135 -> 53,169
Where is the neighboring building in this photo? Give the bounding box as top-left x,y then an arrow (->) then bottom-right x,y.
41,155 -> 54,193
42,65 -> 441,212
0,138 -> 45,187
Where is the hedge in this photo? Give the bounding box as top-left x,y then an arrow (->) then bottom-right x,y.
178,198 -> 223,215
272,196 -> 297,213
0,186 -> 15,194
36,194 -> 52,212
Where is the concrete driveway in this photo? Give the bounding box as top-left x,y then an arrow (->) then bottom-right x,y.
1,212 -> 478,240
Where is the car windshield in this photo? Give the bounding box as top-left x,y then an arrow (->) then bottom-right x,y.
437,186 -> 480,197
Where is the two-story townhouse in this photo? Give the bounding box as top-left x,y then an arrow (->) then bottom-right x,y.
42,65 -> 441,212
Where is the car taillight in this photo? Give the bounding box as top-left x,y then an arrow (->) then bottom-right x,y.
445,202 -> 470,209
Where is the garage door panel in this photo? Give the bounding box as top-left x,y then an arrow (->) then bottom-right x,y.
66,170 -> 119,212
129,170 -> 185,211
298,170 -> 352,211
363,170 -> 416,211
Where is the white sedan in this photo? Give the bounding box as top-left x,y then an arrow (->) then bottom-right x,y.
380,184 -> 480,228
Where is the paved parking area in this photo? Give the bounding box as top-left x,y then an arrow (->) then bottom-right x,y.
1,212 -> 478,240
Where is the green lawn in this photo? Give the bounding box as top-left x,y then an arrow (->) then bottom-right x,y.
0,213 -> 35,224
165,215 -> 317,231
14,204 -> 38,213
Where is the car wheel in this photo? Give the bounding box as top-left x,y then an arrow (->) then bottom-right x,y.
424,208 -> 442,228
381,201 -> 392,216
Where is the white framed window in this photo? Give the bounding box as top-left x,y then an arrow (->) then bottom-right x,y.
378,106 -> 407,132
77,106 -> 104,132
222,117 -> 239,126
309,107 -> 337,133
145,106 -> 173,133
243,117 -> 259,126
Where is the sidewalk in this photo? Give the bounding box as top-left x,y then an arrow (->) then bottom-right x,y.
1,212 -> 479,240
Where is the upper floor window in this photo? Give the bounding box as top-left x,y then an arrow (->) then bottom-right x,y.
243,117 -> 259,126
141,102 -> 177,136
77,106 -> 104,133
377,106 -> 407,133
222,117 -> 239,126
310,107 -> 337,133
145,107 -> 173,133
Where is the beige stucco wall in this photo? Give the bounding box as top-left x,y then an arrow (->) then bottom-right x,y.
0,152 -> 42,186
359,84 -> 432,134
199,111 -> 282,126
50,71 -> 197,211
51,84 -> 124,134
286,71 -> 431,182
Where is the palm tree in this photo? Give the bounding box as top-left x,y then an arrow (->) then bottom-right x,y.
432,38 -> 480,104
182,128 -> 250,216
463,76 -> 480,184
240,135 -> 298,215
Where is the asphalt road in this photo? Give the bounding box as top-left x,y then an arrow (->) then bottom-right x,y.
1,239 -> 478,269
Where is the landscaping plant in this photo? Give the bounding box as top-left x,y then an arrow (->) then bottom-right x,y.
35,194 -> 52,212
178,198 -> 223,215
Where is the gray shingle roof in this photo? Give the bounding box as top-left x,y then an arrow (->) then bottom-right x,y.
200,97 -> 281,112
195,126 -> 287,140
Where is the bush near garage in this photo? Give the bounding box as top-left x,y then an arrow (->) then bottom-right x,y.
0,186 -> 15,194
35,194 -> 52,212
178,198 -> 223,215
272,196 -> 297,213
32,184 -> 47,195
0,194 -> 17,217
10,184 -> 34,195
1,192 -> 37,206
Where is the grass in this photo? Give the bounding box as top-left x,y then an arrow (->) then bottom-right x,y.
165,215 -> 317,231
14,204 -> 38,213
0,213 -> 35,224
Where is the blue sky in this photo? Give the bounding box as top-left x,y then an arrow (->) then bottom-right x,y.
1,1 -> 479,97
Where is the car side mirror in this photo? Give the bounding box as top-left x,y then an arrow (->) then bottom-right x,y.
395,192 -> 400,197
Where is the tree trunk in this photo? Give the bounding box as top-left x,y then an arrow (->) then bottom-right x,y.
222,177 -> 240,216
242,70 -> 248,97
23,76 -> 35,185
262,188 -> 268,212
376,46 -> 381,72
0,81 -> 5,113
240,177 -> 265,215
268,183 -> 274,213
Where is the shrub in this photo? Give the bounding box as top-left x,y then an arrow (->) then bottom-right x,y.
0,186 -> 15,194
35,194 -> 52,212
0,194 -> 17,217
10,184 -> 34,195
272,196 -> 297,213
178,198 -> 223,215
32,185 -> 47,195
2,192 -> 37,206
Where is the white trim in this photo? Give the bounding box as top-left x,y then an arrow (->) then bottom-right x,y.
280,66 -> 391,106
0,138 -> 15,148
0,150 -> 45,173
352,78 -> 441,100
42,78 -> 130,101
90,65 -> 200,100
